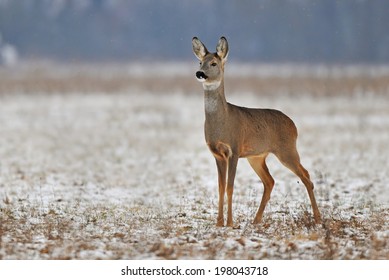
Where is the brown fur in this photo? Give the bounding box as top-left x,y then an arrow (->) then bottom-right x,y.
192,37 -> 322,227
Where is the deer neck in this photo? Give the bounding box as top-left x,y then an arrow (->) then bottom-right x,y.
203,79 -> 228,117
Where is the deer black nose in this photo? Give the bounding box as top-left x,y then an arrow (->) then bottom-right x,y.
196,71 -> 208,80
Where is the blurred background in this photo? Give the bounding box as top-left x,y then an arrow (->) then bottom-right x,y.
1,0 -> 389,65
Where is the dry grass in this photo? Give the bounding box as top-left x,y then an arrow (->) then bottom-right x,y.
1,200 -> 388,259
0,62 -> 388,259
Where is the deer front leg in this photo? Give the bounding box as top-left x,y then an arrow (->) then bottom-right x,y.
215,158 -> 227,227
226,155 -> 238,227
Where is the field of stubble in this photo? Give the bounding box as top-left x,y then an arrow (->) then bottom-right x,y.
0,62 -> 388,259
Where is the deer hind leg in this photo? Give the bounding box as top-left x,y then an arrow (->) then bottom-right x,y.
275,149 -> 322,224
247,155 -> 275,224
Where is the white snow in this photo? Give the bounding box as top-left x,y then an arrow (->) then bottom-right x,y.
0,64 -> 388,259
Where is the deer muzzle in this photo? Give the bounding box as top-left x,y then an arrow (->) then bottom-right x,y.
196,71 -> 208,81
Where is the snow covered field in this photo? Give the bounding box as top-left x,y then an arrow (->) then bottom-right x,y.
0,63 -> 388,259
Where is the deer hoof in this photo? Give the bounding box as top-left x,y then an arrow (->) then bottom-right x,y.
216,219 -> 224,227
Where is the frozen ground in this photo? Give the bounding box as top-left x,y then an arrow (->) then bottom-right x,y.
0,63 -> 388,259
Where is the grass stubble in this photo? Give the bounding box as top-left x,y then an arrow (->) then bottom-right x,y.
0,62 -> 388,259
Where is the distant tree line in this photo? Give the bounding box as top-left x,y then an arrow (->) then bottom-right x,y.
0,0 -> 388,63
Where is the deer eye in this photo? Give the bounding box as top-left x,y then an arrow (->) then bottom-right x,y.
211,62 -> 217,67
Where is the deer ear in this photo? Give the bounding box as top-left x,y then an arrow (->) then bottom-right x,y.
192,37 -> 208,60
216,36 -> 229,61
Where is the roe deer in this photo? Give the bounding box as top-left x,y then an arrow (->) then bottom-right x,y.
192,36 -> 322,227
